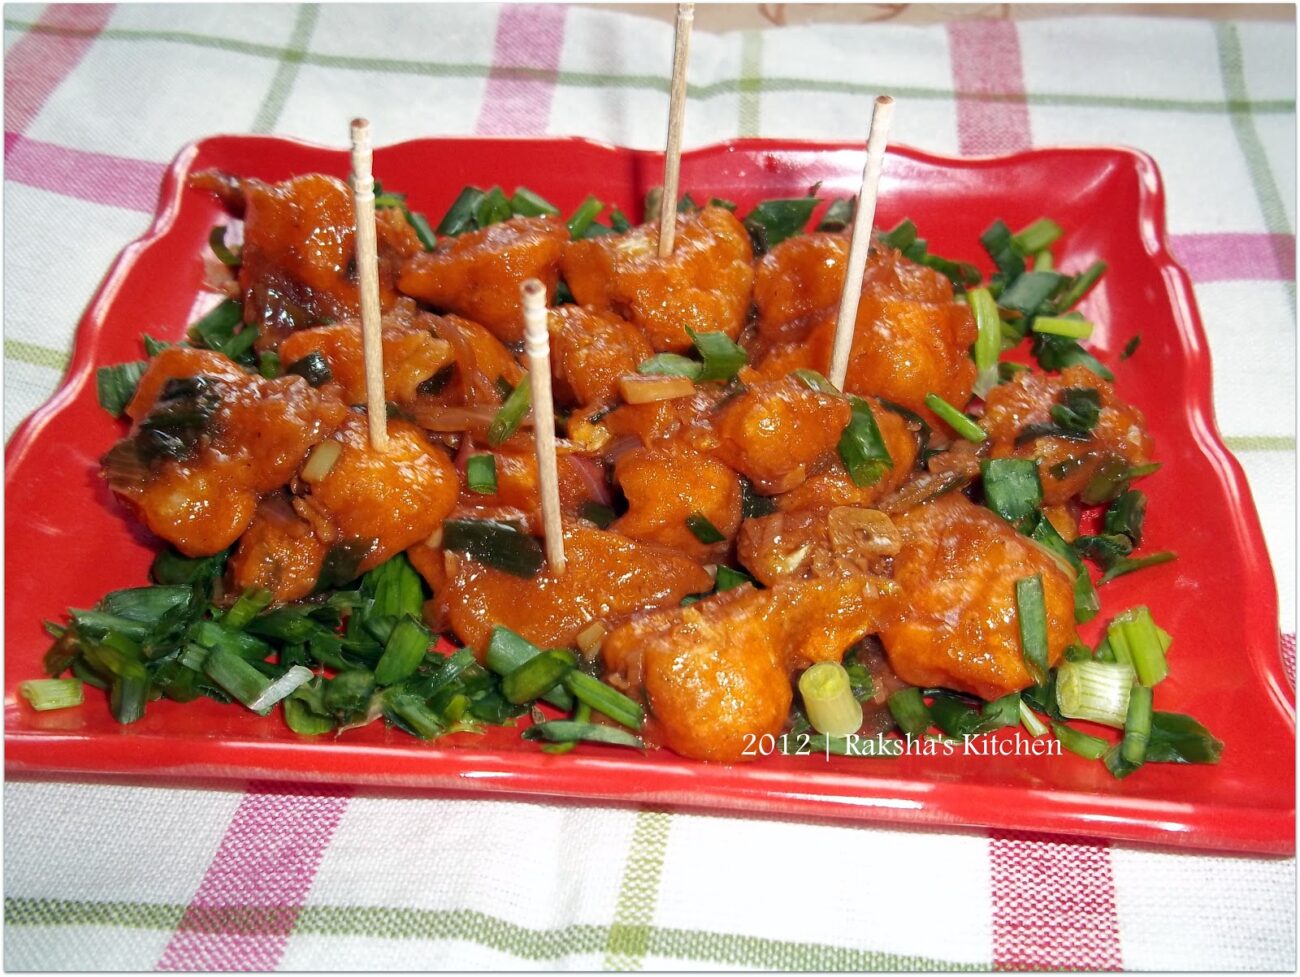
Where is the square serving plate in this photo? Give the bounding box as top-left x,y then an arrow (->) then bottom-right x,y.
5,136 -> 1293,853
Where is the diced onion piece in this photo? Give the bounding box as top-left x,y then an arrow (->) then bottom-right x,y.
827,507 -> 901,557
1055,660 -> 1134,728
425,527 -> 444,548
575,620 -> 608,661
619,374 -> 695,404
799,662 -> 864,738
301,440 -> 342,483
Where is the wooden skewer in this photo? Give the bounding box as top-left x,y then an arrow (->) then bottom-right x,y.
521,279 -> 566,574
828,95 -> 896,391
657,1 -> 695,258
349,117 -> 389,452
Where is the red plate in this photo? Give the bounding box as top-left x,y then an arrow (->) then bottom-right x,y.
5,137 -> 1293,854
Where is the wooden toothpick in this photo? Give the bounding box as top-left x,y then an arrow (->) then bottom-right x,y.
522,279 -> 565,574
349,118 -> 388,452
828,95 -> 895,391
657,2 -> 694,258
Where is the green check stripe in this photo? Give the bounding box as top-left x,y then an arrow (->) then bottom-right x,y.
604,810 -> 672,970
1223,435 -> 1295,452
3,17 -> 1294,115
5,339 -> 70,370
739,31 -> 763,137
5,898 -> 980,970
251,4 -> 319,134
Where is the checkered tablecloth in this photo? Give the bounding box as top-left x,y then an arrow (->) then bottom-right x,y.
4,3 -> 1295,970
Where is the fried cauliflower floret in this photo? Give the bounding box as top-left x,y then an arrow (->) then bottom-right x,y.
612,445 -> 743,562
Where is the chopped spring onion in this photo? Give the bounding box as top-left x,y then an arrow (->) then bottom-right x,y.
1019,699 -> 1049,737
883,218 -> 918,252
798,662 -> 864,737
382,686 -> 444,740
1011,218 -> 1063,255
1107,606 -> 1169,686
202,645 -> 310,715
792,368 -> 838,394
473,186 -> 512,227
1032,315 -> 1094,340
817,196 -> 855,232
741,196 -> 818,254
487,374 -> 531,446
442,518 -> 545,579
1080,457 -> 1135,505
980,219 -> 1025,283
82,639 -> 149,724
20,678 -> 84,711
1015,574 -> 1050,686
579,500 -> 617,529
1050,387 -> 1102,434
484,626 -> 574,710
619,374 -> 695,404
466,453 -> 498,495
609,207 -> 632,232
284,680 -> 334,735
187,299 -> 250,360
687,327 -> 748,382
638,353 -> 703,380
373,616 -> 432,686
567,195 -> 604,238
887,687 -> 931,737
248,665 -> 316,715
1103,490 -> 1146,544
258,350 -> 281,379
96,361 -> 148,418
502,649 -> 575,704
1031,333 -> 1114,381
1034,251 -> 1054,271
685,513 -> 726,544
1100,551 -> 1176,584
1030,513 -> 1100,624
838,396 -> 894,487
1120,683 -> 1153,766
969,287 -> 1002,398
981,458 -> 1042,534
223,588 -> 273,631
1055,659 -> 1135,727
1145,711 -> 1223,764
300,439 -> 342,484
924,393 -> 986,443
714,565 -> 753,592
208,224 -> 241,266
509,186 -> 560,217
562,669 -> 644,730
286,351 -> 333,387
1000,270 -> 1064,323
522,720 -> 644,750
436,186 -> 484,236
1051,721 -> 1111,760
1051,260 -> 1107,313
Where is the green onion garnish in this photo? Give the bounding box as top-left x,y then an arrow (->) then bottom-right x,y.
741,196 -> 818,254
502,649 -> 575,705
522,720 -> 643,750
981,458 -> 1042,534
1145,711 -> 1223,764
1030,513 -> 1100,624
1051,721 -> 1111,760
1103,490 -> 1146,544
208,225 -> 241,266
1106,606 -> 1169,686
791,368 -> 838,394
567,195 -> 604,238
817,197 -> 855,232
638,353 -> 703,380
980,219 -> 1026,282
1032,315 -> 1094,340
484,626 -> 574,710
714,566 -> 753,592
1015,574 -> 1050,686
202,645 -> 313,716
1019,699 -> 1049,737
222,588 -> 273,631
838,396 -> 894,486
1099,551 -> 1177,584
1051,260 -> 1107,313
969,287 -> 1002,398
1055,659 -> 1135,727
1011,218 -> 1063,256
487,374 -> 531,446
1119,683 -> 1153,766
924,393 -> 986,443
685,513 -> 725,544
373,616 -> 432,686
258,350 -> 281,379
473,186 -> 512,228
687,327 -> 747,382
1030,333 -> 1114,381
1034,251 -> 1054,271
887,687 -> 931,737
466,453 -> 498,495
436,186 -> 485,237
19,678 -> 84,711
509,186 -> 560,218
579,501 -> 616,529
561,670 -> 644,730
799,662 -> 864,737
96,361 -> 148,418
442,518 -> 544,579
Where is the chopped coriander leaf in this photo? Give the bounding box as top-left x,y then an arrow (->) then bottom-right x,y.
96,361 -> 148,418
466,453 -> 498,495
924,393 -> 986,443
685,513 -> 726,544
838,396 -> 894,487
208,225 -> 241,266
742,196 -> 818,254
436,186 -> 485,236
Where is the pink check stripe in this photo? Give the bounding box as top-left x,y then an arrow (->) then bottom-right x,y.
989,830 -> 1123,970
1170,232 -> 1296,282
156,782 -> 351,972
475,4 -> 569,136
4,4 -> 114,146
4,134 -> 165,212
1282,633 -> 1295,687
947,20 -> 1032,155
